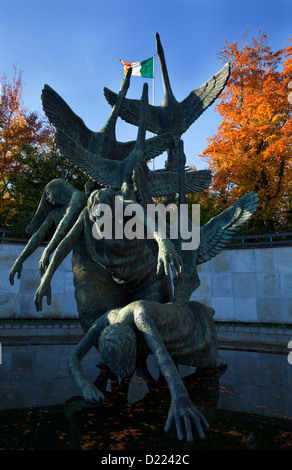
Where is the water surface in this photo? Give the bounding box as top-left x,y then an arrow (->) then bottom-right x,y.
0,344 -> 291,450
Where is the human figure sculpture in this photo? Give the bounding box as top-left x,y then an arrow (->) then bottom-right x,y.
67,299 -> 218,442
63,186 -> 258,442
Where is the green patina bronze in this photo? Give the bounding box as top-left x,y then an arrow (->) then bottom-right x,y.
9,33 -> 258,442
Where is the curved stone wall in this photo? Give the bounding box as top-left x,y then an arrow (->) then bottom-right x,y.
1,244 -> 291,324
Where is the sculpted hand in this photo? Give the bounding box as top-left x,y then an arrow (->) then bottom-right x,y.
9,260 -> 23,285
82,383 -> 105,403
164,394 -> 209,442
156,238 -> 182,278
34,278 -> 52,311
38,251 -> 50,276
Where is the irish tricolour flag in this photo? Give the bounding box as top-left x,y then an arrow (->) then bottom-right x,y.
119,57 -> 154,78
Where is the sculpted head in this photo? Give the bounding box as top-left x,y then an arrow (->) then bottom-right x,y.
98,323 -> 137,378
87,188 -> 116,222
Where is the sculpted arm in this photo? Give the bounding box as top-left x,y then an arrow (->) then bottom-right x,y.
123,195 -> 182,278
9,211 -> 56,285
34,209 -> 85,311
38,190 -> 87,275
152,229 -> 182,278
143,208 -> 182,277
67,314 -> 109,402
133,303 -> 209,442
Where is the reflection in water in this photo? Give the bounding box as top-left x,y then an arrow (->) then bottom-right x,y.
0,344 -> 291,450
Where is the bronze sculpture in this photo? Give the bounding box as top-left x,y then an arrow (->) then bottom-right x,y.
9,33 -> 258,442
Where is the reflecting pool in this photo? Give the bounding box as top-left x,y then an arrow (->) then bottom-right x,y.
0,344 -> 291,450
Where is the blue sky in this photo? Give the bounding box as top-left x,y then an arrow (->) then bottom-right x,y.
1,0 -> 291,170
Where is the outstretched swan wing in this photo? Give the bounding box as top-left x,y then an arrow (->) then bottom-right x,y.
148,169 -> 212,197
181,62 -> 230,134
198,192 -> 259,264
41,85 -> 94,148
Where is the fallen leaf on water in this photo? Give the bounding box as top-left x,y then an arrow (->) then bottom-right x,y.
223,430 -> 242,437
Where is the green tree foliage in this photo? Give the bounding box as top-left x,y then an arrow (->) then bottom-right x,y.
6,143 -> 87,234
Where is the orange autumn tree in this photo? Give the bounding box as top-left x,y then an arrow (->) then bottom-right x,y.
281,37 -> 292,226
0,66 -> 52,223
201,31 -> 292,233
